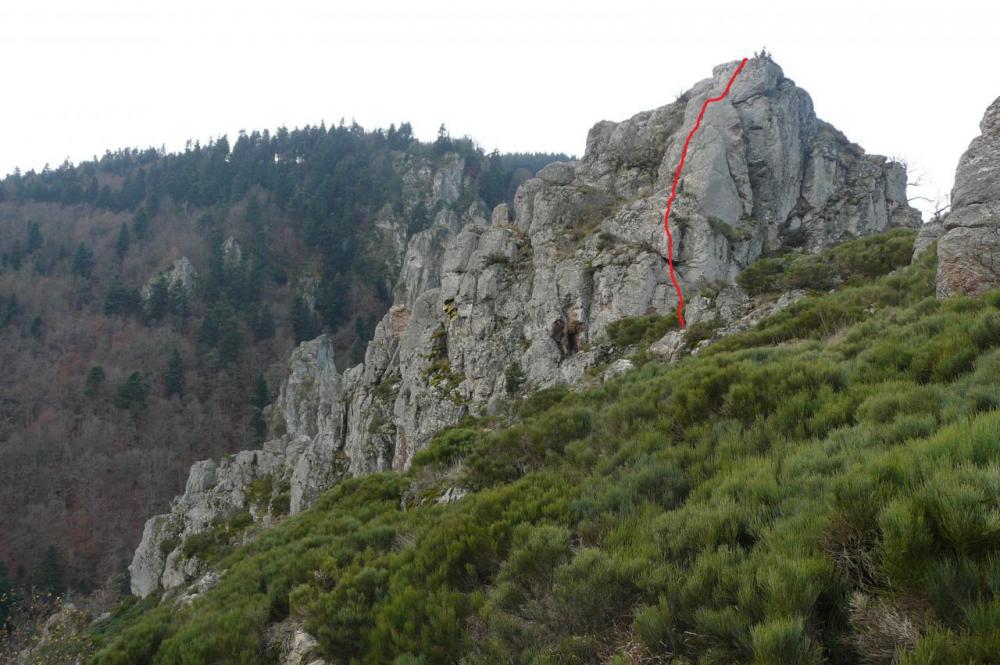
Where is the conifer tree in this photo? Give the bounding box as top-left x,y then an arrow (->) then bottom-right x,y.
290,295 -> 318,344
219,324 -> 242,365
71,242 -> 94,279
144,278 -> 169,324
164,349 -> 184,398
198,306 -> 224,348
251,373 -> 269,411
85,366 -> 105,397
114,372 -> 148,410
103,279 -> 141,316
132,207 -> 149,241
0,295 -> 21,328
253,304 -> 275,340
316,275 -> 346,329
0,560 -> 11,629
37,546 -> 65,594
26,221 -> 43,253
168,281 -> 190,322
115,222 -> 131,260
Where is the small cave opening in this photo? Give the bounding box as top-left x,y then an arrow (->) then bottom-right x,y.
550,317 -> 586,357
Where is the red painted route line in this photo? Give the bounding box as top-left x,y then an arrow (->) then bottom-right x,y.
663,57 -> 748,328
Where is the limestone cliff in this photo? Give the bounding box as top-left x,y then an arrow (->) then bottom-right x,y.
937,96 -> 1000,296
129,56 -> 920,597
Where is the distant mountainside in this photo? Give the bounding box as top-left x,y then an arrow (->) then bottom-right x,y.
0,122 -> 567,592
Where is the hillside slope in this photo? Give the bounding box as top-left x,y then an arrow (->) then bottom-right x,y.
28,230 -> 1000,664
120,57 -> 924,606
19,54 -> 1000,664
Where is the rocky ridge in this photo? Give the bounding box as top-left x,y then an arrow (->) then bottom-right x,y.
129,56 -> 921,599
936,96 -> 1000,296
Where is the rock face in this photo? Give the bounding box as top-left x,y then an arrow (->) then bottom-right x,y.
937,97 -> 1000,297
142,256 -> 196,298
130,56 -> 920,597
128,337 -> 343,596
348,56 -> 918,473
913,220 -> 944,261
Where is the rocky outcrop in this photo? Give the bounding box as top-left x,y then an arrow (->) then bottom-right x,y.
14,604 -> 89,665
130,56 -> 920,597
129,154 -> 474,598
937,97 -> 1000,296
127,337 -> 344,596
128,337 -> 344,597
913,220 -> 944,261
142,256 -> 196,298
338,56 -> 918,474
128,514 -> 173,598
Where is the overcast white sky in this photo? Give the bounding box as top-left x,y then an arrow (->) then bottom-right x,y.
2,0 -> 997,218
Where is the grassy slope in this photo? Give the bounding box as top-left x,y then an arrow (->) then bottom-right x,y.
68,234 -> 1000,664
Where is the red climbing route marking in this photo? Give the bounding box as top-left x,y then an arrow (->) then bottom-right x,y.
663,57 -> 748,328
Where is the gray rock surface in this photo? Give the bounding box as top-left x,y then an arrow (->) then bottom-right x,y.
913,220 -> 944,261
602,358 -> 636,382
937,97 -> 1000,296
129,338 -> 339,597
128,514 -> 171,597
142,256 -> 196,299
282,630 -> 326,665
649,330 -> 688,363
130,56 -> 921,599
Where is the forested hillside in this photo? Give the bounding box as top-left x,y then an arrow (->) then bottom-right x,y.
0,123 -> 566,593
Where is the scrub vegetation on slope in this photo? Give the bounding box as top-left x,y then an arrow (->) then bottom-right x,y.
42,234 -> 1000,664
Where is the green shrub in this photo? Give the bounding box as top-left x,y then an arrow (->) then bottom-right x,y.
707,216 -> 746,243
180,511 -> 252,562
828,228 -> 916,280
504,361 -> 525,394
737,257 -> 787,296
786,254 -> 835,291
181,530 -> 229,562
245,475 -> 273,511
684,317 -> 719,347
552,548 -> 641,633
517,385 -> 569,418
910,334 -> 976,383
751,616 -> 824,665
856,383 -> 939,425
971,311 -> 1000,349
158,535 -> 180,558
271,480 -> 291,516
411,428 -> 478,470
634,598 -> 678,654
736,228 -> 917,298
606,312 -> 679,347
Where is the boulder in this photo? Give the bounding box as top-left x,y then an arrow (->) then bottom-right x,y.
937,97 -> 1000,297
